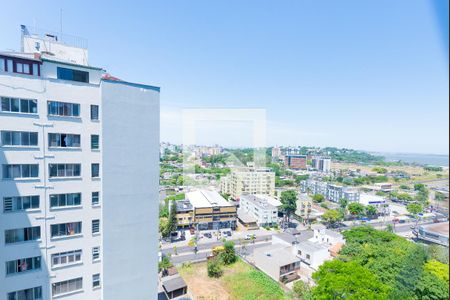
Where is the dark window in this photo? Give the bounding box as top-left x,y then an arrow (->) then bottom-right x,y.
91,105 -> 99,120
91,135 -> 99,150
92,192 -> 100,205
57,67 -> 89,83
91,164 -> 100,178
47,101 -> 80,117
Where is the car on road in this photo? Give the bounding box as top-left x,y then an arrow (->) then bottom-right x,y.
203,232 -> 212,238
223,231 -> 232,237
244,234 -> 256,240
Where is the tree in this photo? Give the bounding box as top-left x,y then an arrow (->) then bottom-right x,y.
167,200 -> 178,237
158,255 -> 173,273
312,260 -> 389,299
281,190 -> 297,225
220,241 -> 237,265
207,258 -> 223,278
365,205 -> 377,217
407,203 -> 423,227
321,209 -> 343,227
312,194 -> 325,203
348,202 -> 365,218
339,198 -> 348,211
386,224 -> 394,233
159,217 -> 170,237
292,280 -> 311,300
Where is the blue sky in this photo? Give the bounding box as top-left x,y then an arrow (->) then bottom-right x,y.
2,1 -> 448,154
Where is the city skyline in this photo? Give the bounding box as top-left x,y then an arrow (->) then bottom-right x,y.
1,1 -> 448,155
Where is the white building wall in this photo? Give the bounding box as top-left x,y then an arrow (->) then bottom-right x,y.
101,80 -> 159,300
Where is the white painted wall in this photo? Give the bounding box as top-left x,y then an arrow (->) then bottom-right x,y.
101,80 -> 159,300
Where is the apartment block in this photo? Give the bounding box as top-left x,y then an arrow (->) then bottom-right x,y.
238,194 -> 281,227
311,156 -> 331,173
300,180 -> 359,203
0,26 -> 159,300
220,167 -> 275,200
284,154 -> 307,170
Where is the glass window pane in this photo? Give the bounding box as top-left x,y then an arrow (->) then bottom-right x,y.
20,99 -> 29,113
11,98 -> 20,112
1,97 -> 10,111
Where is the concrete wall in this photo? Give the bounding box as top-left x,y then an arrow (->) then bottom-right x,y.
101,80 -> 159,300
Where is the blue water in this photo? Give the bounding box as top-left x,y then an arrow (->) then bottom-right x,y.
371,152 -> 449,167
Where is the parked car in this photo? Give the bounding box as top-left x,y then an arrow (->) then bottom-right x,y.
203,232 -> 212,238
244,234 -> 255,240
223,231 -> 232,237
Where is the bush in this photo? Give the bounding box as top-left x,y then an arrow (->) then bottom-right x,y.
220,241 -> 237,265
207,258 -> 223,278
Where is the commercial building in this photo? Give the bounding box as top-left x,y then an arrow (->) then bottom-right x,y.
300,179 -> 328,196
177,190 -> 237,230
1,26 -> 159,300
284,154 -> 307,170
220,167 -> 275,200
271,146 -> 282,162
238,194 -> 281,227
311,156 -> 331,173
414,222 -> 449,247
359,194 -> 386,207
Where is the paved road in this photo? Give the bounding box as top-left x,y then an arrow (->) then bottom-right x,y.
162,234 -> 272,256
169,242 -> 271,265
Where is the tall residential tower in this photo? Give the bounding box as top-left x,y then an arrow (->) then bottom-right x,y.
0,26 -> 159,300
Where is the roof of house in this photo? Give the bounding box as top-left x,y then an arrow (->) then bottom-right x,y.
162,275 -> 187,293
237,208 -> 257,223
240,194 -> 281,210
297,240 -> 329,253
254,244 -> 300,267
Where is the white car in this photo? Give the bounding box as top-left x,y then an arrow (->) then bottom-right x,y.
244,234 -> 256,240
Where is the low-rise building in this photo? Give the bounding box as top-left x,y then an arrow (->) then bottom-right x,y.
176,190 -> 237,230
252,244 -> 300,283
220,167 -> 275,200
239,194 -> 281,226
300,179 -> 328,195
359,194 -> 386,207
414,222 -> 449,247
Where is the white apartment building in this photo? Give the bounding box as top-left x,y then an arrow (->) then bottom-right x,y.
0,26 -> 159,300
239,194 -> 281,226
220,167 -> 275,200
311,156 -> 331,173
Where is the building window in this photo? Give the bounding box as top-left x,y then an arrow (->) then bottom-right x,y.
3,195 -> 39,213
14,61 -> 32,75
92,274 -> 101,288
48,133 -> 81,148
1,131 -> 38,147
92,219 -> 100,234
50,222 -> 82,238
92,192 -> 100,206
49,164 -> 81,178
91,135 -> 99,150
2,164 -> 39,179
90,105 -> 99,121
6,256 -> 41,275
7,286 -> 42,300
57,67 -> 89,83
47,101 -> 80,117
51,250 -> 82,267
92,247 -> 100,261
5,226 -> 41,244
91,163 -> 100,178
50,193 -> 81,208
52,277 -> 83,296
0,97 -> 37,114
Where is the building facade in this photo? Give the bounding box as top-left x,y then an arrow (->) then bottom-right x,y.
284,154 -> 307,170
311,156 -> 331,173
1,26 -> 159,300
180,190 -> 237,230
220,167 -> 275,200
300,180 -> 360,203
239,194 -> 280,226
